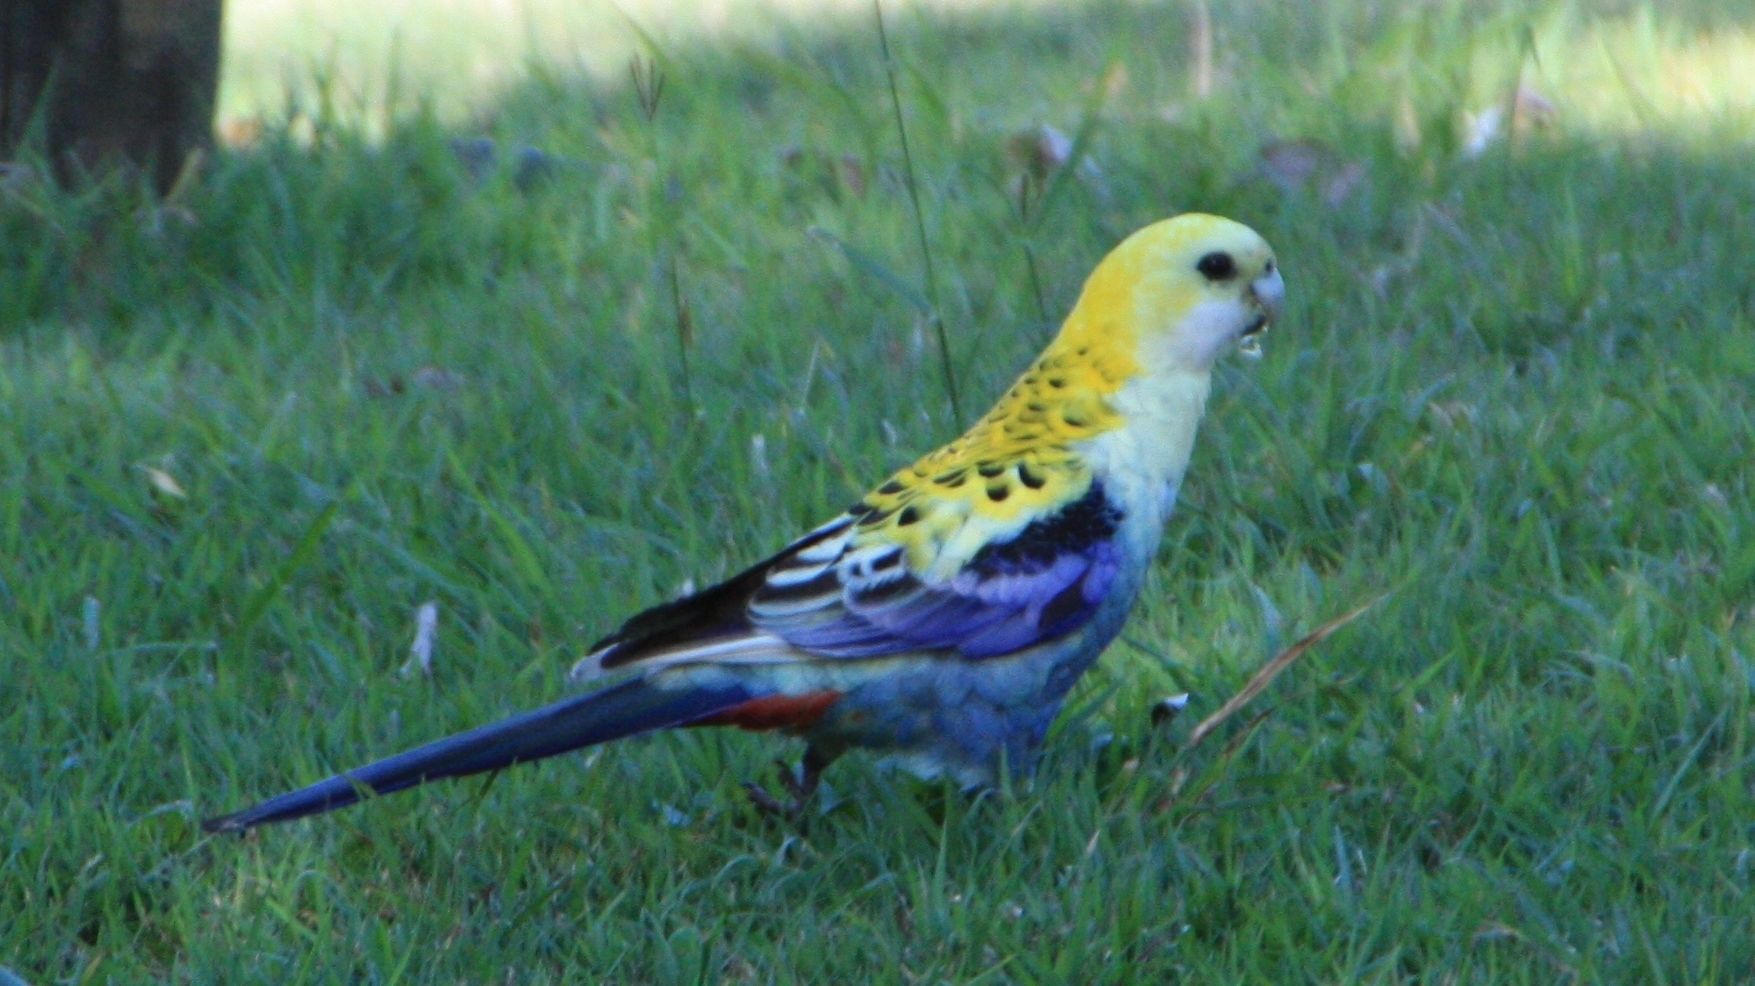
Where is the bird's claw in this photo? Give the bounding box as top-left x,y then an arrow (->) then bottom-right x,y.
743,757 -> 820,821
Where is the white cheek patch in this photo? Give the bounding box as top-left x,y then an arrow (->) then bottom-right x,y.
1166,298 -> 1251,370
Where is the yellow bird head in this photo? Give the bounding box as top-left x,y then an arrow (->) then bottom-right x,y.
1056,213 -> 1284,376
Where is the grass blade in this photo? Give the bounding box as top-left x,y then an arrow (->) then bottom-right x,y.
229,499 -> 342,653
873,0 -> 961,425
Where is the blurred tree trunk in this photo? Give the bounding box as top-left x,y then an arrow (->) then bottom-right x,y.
0,0 -> 223,193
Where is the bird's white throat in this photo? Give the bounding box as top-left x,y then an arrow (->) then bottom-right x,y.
1085,370 -> 1213,526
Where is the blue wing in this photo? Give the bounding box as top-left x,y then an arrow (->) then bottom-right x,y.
747,481 -> 1126,660
581,481 -> 1126,675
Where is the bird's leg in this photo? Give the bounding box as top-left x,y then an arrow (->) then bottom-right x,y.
744,745 -> 833,820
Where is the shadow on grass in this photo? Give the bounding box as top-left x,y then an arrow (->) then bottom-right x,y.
2,0 -> 1749,347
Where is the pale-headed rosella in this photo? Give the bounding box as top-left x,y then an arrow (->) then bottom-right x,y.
205,213 -> 1284,832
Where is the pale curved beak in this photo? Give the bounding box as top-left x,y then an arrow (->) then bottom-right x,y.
1236,267 -> 1284,349
1249,268 -> 1285,325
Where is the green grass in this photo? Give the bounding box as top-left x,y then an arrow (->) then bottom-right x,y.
6,0 -> 1755,980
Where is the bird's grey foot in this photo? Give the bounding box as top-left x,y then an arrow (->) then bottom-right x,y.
743,748 -> 831,820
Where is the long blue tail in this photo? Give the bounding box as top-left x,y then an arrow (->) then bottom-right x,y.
203,677 -> 749,833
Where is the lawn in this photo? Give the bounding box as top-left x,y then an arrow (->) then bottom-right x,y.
5,0 -> 1754,980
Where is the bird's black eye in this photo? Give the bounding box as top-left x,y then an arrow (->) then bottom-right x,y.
1196,251 -> 1236,280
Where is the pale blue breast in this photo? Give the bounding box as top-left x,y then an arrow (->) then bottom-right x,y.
801,507 -> 1165,785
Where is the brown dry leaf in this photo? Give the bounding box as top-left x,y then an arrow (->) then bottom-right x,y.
1512,86 -> 1558,130
1005,124 -> 1074,182
1463,86 -> 1559,158
218,116 -> 264,149
1003,123 -> 1108,209
1259,138 -> 1367,208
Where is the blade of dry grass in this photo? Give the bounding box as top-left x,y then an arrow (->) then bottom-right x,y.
1163,596 -> 1386,806
1183,595 -> 1386,752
